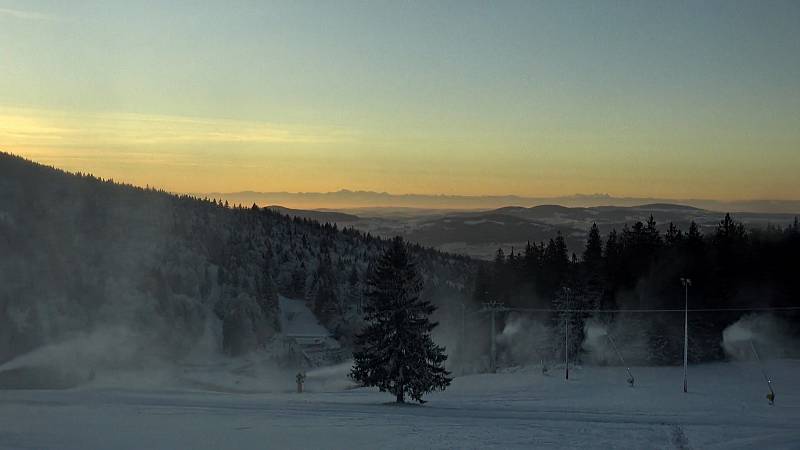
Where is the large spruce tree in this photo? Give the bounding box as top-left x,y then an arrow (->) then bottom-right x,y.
351,237 -> 451,404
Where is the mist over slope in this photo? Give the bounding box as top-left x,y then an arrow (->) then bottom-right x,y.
3,151 -> 797,385
0,153 -> 473,379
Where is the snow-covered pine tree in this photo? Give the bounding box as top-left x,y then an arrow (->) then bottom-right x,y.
288,263 -> 307,299
350,237 -> 452,404
312,251 -> 339,322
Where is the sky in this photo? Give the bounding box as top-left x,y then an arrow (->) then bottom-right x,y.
1,0 -> 799,201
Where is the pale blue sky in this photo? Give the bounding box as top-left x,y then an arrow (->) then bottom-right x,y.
1,1 -> 799,198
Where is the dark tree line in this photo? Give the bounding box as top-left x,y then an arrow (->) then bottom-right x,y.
0,152 -> 473,364
474,214 -> 800,364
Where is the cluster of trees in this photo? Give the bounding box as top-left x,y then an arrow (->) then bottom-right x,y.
0,152 -> 472,365
474,214 -> 800,364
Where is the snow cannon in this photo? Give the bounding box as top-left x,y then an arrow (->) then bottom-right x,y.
296,371 -> 306,393
749,340 -> 776,406
541,360 -> 549,375
605,332 -> 635,387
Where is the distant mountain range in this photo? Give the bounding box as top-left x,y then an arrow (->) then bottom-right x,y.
266,203 -> 799,260
200,190 -> 800,214
264,205 -> 361,223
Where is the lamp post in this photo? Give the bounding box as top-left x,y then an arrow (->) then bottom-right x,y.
459,300 -> 466,372
460,301 -> 466,351
680,277 -> 691,393
482,300 -> 506,373
562,287 -> 572,380
565,314 -> 569,380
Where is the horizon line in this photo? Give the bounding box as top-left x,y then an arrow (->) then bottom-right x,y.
4,152 -> 799,213
192,189 -> 800,204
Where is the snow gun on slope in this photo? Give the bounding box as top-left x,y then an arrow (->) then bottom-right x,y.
750,340 -> 775,405
607,333 -> 635,387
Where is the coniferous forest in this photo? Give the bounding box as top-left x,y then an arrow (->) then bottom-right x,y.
473,214 -> 800,365
2,152 -> 799,369
0,153 -> 473,365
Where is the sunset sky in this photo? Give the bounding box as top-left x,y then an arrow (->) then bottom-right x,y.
1,1 -> 799,201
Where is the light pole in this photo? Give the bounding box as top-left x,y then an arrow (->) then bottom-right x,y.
482,300 -> 506,373
562,287 -> 572,380
459,301 -> 466,371
460,301 -> 466,349
680,277 -> 691,393
565,314 -> 569,380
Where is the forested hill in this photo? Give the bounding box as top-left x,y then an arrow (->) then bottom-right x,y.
474,214 -> 800,364
0,152 -> 474,365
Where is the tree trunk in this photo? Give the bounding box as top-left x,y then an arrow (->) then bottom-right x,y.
396,388 -> 405,403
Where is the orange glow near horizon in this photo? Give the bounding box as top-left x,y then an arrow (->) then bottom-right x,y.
4,106 -> 798,203
2,3 -> 799,204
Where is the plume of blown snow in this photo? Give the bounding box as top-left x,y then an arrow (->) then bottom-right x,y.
0,326 -> 154,374
306,360 -> 352,379
496,313 -> 551,366
0,325 -> 188,389
722,314 -> 797,360
580,315 -> 651,365
304,360 -> 358,391
581,319 -> 615,365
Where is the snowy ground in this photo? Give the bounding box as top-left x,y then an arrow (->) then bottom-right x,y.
1,360 -> 798,449
278,296 -> 331,338
278,295 -> 344,367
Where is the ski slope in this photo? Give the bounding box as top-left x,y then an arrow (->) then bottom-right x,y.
279,296 -> 331,338
1,360 -> 798,449
278,295 -> 344,367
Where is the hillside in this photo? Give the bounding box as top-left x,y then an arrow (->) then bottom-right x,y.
0,153 -> 474,369
409,204 -> 800,259
265,205 -> 361,224
259,203 -> 799,260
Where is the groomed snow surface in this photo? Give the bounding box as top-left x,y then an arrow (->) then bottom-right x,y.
1,360 -> 798,449
278,297 -> 331,339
